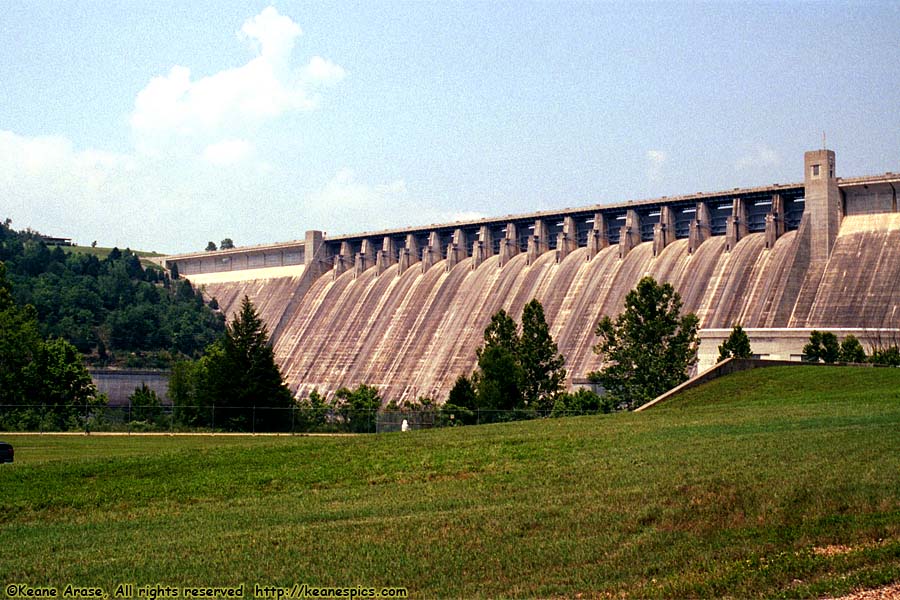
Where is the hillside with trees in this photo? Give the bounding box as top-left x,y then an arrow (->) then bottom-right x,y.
0,219 -> 224,368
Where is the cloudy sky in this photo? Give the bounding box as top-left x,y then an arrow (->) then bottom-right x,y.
2,2 -> 899,254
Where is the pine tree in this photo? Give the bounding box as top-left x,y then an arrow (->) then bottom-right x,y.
519,299 -> 566,410
445,374 -> 477,424
717,324 -> 753,362
473,309 -> 523,413
204,296 -> 293,431
590,277 -> 699,410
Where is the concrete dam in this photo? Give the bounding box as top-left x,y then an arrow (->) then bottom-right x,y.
165,149 -> 900,402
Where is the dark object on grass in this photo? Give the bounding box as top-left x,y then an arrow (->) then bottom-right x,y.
0,441 -> 13,463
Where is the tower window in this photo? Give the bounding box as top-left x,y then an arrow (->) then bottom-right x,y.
811,164 -> 820,177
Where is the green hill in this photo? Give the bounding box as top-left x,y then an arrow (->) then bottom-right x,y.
66,244 -> 165,269
1,366 -> 898,598
1,221 -> 223,368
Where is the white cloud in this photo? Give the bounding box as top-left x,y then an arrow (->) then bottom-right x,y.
446,211 -> 488,223
302,56 -> 347,84
202,139 -> 253,165
0,129 -> 143,246
646,149 -> 667,166
736,145 -> 780,170
646,149 -> 667,182
309,169 -> 408,211
301,171 -> 491,237
130,6 -> 344,155
0,9 -> 380,253
238,6 -> 302,60
0,130 -> 133,189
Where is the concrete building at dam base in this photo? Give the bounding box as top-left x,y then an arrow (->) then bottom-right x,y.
163,149 -> 900,402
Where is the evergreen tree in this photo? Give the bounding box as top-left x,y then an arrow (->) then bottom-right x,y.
447,374 -> 476,410
480,309 -> 519,354
519,299 -> 566,410
220,238 -> 235,250
467,302 -> 568,419
205,241 -> 217,252
717,324 -> 753,362
169,262 -> 180,280
202,296 -> 293,431
838,335 -> 867,363
473,309 -> 523,413
444,374 -> 477,424
590,277 -> 699,410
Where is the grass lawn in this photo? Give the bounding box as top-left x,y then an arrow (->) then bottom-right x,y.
1,366 -> 898,598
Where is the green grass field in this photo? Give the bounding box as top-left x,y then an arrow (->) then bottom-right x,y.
2,366 -> 899,598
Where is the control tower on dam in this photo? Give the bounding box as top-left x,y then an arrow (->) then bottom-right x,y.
164,149 -> 900,402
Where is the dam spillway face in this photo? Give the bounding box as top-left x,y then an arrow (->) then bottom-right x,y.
169,151 -> 900,402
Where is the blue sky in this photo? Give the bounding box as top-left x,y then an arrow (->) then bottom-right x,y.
2,2 -> 898,254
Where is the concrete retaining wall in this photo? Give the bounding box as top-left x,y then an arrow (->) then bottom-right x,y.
89,369 -> 170,406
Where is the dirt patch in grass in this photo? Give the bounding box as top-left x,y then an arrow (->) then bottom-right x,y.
828,582 -> 900,599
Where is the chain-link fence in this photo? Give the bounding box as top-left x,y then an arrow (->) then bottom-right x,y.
0,404 -> 610,434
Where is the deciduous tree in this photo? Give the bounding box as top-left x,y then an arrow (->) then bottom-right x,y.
332,384 -> 381,433
590,277 -> 699,410
803,330 -> 840,363
0,262 -> 101,430
838,335 -> 867,363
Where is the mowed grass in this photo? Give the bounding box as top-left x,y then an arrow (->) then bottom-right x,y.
2,366 -> 899,598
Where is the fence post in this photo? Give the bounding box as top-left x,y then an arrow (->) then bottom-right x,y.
211,404 -> 215,430
252,405 -> 256,434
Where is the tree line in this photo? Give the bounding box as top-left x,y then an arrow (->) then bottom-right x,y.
0,220 -> 225,368
0,261 -> 103,430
